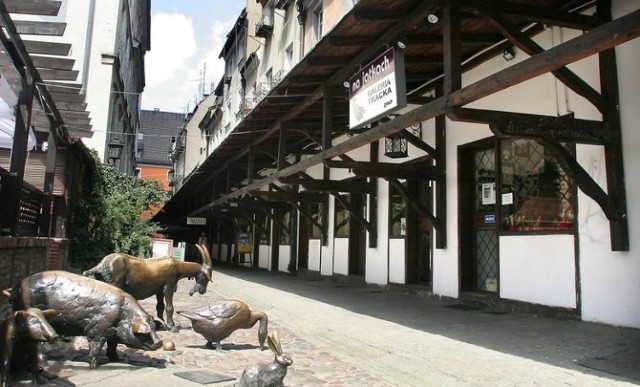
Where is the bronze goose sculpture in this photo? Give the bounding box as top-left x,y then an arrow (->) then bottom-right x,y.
177,299 -> 268,351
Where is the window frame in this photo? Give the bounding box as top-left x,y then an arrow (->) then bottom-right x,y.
498,138 -> 577,235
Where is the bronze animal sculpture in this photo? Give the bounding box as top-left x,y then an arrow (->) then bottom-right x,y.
83,244 -> 213,332
238,331 -> 292,387
7,271 -> 164,369
0,307 -> 58,387
177,299 -> 268,351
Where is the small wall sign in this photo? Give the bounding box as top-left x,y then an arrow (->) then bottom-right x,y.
484,214 -> 496,224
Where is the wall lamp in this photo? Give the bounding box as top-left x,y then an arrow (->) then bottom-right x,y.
426,14 -> 439,24
503,45 -> 516,61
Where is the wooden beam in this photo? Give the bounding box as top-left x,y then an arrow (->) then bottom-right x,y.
538,138 -> 621,221
279,175 -> 375,194
55,102 -> 87,112
388,178 -> 441,231
14,20 -> 66,36
477,10 -> 605,112
5,0 -> 62,16
49,92 -> 85,103
229,199 -> 291,210
354,10 -> 405,21
31,55 -> 75,71
307,56 -> 352,66
444,1 -> 462,94
397,128 -> 437,157
249,189 -> 323,203
23,40 -> 71,55
325,160 -> 443,180
461,0 -> 601,30
37,68 -> 79,81
331,193 -> 375,234
597,0 -> 628,251
448,108 -> 610,144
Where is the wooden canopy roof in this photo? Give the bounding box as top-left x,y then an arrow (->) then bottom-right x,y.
156,0 -> 639,250
1,0 -> 92,142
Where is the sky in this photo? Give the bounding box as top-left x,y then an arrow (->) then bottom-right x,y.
141,1 -> 246,114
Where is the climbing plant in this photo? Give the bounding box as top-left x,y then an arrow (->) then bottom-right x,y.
72,155 -> 165,269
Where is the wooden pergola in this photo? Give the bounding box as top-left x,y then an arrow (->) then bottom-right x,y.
0,0 -> 93,236
156,0 -> 639,252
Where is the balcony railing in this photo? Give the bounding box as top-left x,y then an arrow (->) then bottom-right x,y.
274,0 -> 294,9
255,14 -> 274,38
0,170 -> 45,237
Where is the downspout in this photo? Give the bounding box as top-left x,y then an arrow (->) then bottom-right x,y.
81,0 -> 97,95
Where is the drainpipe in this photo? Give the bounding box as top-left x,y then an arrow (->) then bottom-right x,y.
81,0 -> 96,95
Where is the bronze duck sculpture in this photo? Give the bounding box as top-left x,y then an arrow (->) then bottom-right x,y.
177,299 -> 268,351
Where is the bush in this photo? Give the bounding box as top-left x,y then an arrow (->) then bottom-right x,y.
72,162 -> 165,269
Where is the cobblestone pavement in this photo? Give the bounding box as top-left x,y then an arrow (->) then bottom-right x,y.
10,265 -> 640,386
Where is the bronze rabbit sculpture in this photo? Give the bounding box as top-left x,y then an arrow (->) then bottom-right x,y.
238,331 -> 292,387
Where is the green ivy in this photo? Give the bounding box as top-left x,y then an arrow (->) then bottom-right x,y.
72,158 -> 165,270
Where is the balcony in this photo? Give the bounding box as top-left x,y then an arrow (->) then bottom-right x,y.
255,14 -> 274,38
274,0 -> 294,9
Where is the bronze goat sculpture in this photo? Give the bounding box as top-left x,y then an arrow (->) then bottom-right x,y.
83,244 -> 213,332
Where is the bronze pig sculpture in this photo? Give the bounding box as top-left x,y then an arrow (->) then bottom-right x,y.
177,299 -> 268,352
238,331 -> 292,387
0,307 -> 58,387
83,244 -> 213,332
8,271 -> 164,369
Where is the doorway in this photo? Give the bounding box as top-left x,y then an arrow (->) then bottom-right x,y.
348,193 -> 366,276
459,140 -> 499,294
406,179 -> 432,286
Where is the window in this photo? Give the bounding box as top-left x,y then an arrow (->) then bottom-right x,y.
135,168 -> 141,178
334,195 -> 349,238
312,3 -> 323,44
389,181 -> 407,237
266,68 -> 273,87
280,211 -> 291,245
500,139 -> 575,232
259,214 -> 271,245
310,201 -> 324,239
284,43 -> 294,72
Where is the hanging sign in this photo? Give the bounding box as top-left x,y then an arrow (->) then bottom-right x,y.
187,217 -> 206,225
347,45 -> 407,129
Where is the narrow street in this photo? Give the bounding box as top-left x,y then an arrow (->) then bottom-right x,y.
31,265 -> 640,386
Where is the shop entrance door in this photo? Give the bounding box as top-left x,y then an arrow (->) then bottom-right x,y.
459,140 -> 499,293
406,179 -> 432,286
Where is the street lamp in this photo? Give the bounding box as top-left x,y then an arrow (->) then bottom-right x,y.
108,141 -> 123,160
384,123 -> 420,159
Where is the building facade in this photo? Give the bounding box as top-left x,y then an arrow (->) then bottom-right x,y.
11,0 -> 151,172
158,0 -> 640,328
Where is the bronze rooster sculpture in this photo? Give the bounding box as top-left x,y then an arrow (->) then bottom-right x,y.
177,299 -> 268,352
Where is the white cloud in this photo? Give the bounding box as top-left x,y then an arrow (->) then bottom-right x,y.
145,13 -> 196,87
142,14 -> 234,113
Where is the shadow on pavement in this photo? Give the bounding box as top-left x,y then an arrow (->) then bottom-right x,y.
216,264 -> 640,384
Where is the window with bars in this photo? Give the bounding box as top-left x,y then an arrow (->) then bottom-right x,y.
500,139 -> 575,232
389,181 -> 407,237
334,196 -> 349,238
310,201 -> 324,239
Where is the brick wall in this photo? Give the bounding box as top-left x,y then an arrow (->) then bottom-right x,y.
47,238 -> 70,271
0,237 -> 50,291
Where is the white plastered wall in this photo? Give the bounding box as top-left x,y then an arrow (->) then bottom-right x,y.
577,0 -> 640,329
500,235 -> 576,308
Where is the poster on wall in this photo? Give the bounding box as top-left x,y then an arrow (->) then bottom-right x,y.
152,238 -> 173,258
236,232 -> 252,254
481,183 -> 496,205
